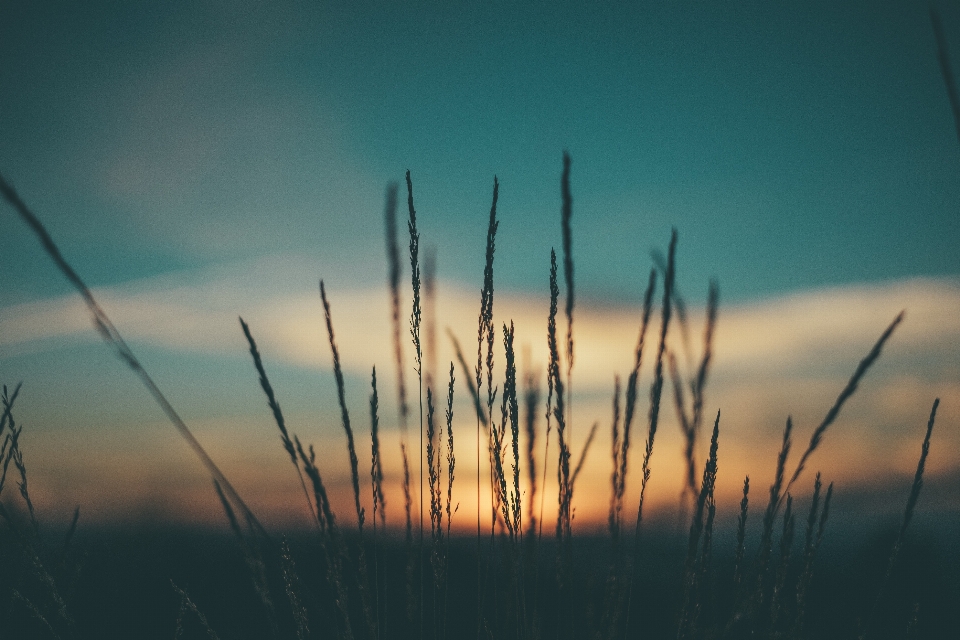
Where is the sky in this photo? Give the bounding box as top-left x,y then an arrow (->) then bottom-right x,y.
0,0 -> 958,534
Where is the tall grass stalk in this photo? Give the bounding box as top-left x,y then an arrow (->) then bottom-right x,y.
2,387 -> 37,540
544,243 -> 598,638
544,247 -> 572,639
296,436 -> 353,640
690,282 -> 718,450
504,322 -> 523,540
0,389 -> 74,639
442,362 -> 457,640
0,386 -> 17,515
930,7 -> 960,145
385,180 -> 408,430
0,501 -> 74,635
662,248 -> 693,355
794,473 -> 832,636
538,251 -> 563,547
425,246 -> 438,386
607,376 -> 623,540
0,386 -> 20,499
447,328 -> 487,425
401,441 -> 415,624
750,416 -> 793,627
0,396 -> 76,635
732,476 -> 750,591
0,175 -> 267,539
320,280 -> 377,640
426,387 -> 442,638
623,229 -> 676,637
425,367 -> 457,640
594,267 -> 657,640
0,381 -> 21,437
522,360 -> 541,638
769,494 -> 795,634
670,281 -> 718,509
490,336 -> 513,539
0,429 -> 14,500
784,311 -> 904,498
384,180 -> 417,629
677,410 -> 720,639
475,176 -> 499,639
490,321 -> 528,636
547,250 -> 572,607
595,378 -> 622,640
0,463 -> 80,634
0,426 -> 22,509
570,421 -> 598,487
239,318 -> 317,529
560,152 -> 575,446
612,269 -> 657,544
370,367 -> 385,640
530,249 -> 560,639
861,398 -> 939,639
523,363 -> 540,537
405,170 -> 425,640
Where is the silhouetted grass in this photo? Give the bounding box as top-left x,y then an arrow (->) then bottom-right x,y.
860,398 -> 940,640
404,169 -> 425,640
475,175 -> 499,640
0,174 -> 268,541
930,7 -> 960,145
0,160 -> 953,640
383,178 -> 417,630
240,318 -> 317,530
321,280 -> 378,640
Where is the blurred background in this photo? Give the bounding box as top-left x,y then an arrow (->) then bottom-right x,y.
1,0 -> 957,541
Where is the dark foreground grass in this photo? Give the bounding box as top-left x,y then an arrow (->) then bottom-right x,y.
1,521 -> 957,639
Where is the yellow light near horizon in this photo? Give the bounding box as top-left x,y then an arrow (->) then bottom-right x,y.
7,271 -> 959,530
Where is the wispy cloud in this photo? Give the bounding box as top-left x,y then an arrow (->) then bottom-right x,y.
2,257 -> 957,379
3,260 -> 958,527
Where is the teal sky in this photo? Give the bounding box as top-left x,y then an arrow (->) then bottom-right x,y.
1,1 -> 959,529
2,0 -> 958,306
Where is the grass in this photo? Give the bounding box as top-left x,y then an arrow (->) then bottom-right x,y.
0,159 -> 955,640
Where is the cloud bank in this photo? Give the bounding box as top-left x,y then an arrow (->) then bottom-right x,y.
2,258 -> 958,527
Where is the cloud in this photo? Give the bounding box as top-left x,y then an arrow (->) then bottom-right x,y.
714,278 -> 960,373
2,259 -> 958,382
3,260 -> 958,527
